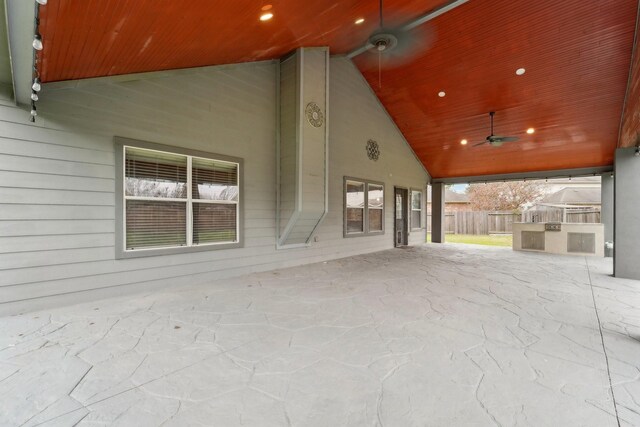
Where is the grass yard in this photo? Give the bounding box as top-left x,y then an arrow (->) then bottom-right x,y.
426,233 -> 513,247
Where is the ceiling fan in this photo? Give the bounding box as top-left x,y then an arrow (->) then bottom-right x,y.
347,0 -> 469,86
473,111 -> 520,147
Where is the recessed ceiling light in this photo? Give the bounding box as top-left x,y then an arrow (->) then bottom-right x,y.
526,128 -> 535,134
260,12 -> 273,21
516,68 -> 526,76
355,18 -> 365,24
460,139 -> 468,145
438,91 -> 446,97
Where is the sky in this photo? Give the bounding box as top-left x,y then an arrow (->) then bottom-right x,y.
450,184 -> 468,193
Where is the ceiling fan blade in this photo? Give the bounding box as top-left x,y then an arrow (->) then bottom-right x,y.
347,43 -> 374,59
384,26 -> 434,66
494,136 -> 520,143
473,141 -> 487,147
401,0 -> 469,32
346,0 -> 467,60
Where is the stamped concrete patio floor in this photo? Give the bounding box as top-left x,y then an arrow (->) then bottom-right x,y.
1,244 -> 640,426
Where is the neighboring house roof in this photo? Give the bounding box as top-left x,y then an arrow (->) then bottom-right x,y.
540,187 -> 601,205
427,188 -> 470,204
446,190 -> 470,203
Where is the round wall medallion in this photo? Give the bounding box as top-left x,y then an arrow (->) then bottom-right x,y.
366,139 -> 380,161
305,102 -> 324,128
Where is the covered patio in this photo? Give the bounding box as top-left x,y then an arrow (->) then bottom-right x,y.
2,244 -> 638,426
0,0 -> 639,425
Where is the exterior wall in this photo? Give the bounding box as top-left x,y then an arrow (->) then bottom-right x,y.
426,202 -> 472,213
614,147 -> 640,279
0,58 -> 429,314
445,203 -> 472,213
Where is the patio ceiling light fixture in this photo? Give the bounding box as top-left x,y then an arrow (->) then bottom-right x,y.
516,68 -> 526,75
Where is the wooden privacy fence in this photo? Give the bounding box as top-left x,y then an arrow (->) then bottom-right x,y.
426,211 -> 519,235
427,208 -> 601,235
521,208 -> 601,224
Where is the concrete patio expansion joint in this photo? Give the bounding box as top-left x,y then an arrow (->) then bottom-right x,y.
585,257 -> 621,427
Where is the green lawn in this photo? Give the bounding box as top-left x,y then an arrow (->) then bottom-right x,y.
426,233 -> 513,247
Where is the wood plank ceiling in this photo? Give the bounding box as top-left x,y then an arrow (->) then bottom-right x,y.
620,13 -> 640,149
38,0 -> 638,179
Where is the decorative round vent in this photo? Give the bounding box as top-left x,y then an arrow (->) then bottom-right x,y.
305,102 -> 324,128
366,139 -> 380,161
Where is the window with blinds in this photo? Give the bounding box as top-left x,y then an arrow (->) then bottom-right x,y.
123,146 -> 240,252
346,181 -> 365,233
368,183 -> 384,232
411,190 -> 422,229
344,177 -> 384,237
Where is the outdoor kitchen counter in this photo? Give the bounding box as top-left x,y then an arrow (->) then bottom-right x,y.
513,222 -> 604,257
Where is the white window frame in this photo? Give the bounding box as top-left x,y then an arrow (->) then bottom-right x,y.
411,189 -> 423,230
115,137 -> 243,259
343,176 -> 385,238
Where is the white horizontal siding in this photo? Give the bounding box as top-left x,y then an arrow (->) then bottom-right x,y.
0,58 -> 428,314
0,171 -> 114,192
0,153 -> 114,178
0,204 -> 114,220
0,188 -> 114,205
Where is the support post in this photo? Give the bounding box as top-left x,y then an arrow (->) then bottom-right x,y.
601,172 -> 614,257
614,148 -> 640,279
431,183 -> 445,243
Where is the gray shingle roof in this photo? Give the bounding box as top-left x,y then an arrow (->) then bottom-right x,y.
427,188 -> 470,203
541,187 -> 601,205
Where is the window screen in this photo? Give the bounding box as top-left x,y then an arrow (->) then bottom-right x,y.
411,190 -> 422,229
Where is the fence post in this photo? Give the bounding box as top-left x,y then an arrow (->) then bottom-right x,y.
454,212 -> 458,235
485,212 -> 489,235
